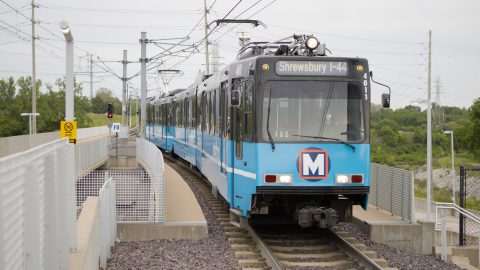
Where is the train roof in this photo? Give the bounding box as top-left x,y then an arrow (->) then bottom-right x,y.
237,34 -> 328,60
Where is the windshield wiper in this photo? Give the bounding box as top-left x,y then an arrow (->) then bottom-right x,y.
292,134 -> 356,152
266,87 -> 275,152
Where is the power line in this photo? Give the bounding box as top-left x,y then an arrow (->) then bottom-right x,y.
268,23 -> 427,45
39,4 -> 202,15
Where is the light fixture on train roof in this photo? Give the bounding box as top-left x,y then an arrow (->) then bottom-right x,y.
305,37 -> 319,50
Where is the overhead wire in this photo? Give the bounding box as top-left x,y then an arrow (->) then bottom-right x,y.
39,5 -> 202,15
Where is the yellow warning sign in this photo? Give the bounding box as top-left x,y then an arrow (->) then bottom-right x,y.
60,120 -> 77,144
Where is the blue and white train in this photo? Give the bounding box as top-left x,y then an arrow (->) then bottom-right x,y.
146,35 -> 390,228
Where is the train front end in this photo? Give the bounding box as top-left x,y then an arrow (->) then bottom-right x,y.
250,56 -> 371,228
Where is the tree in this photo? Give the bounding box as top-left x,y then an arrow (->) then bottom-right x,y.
90,88 -> 122,115
471,97 -> 480,154
0,76 -> 93,137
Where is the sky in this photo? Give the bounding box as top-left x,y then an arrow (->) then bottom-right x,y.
0,0 -> 479,109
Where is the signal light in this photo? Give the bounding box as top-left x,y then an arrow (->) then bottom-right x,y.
351,175 -> 363,183
265,175 -> 277,183
107,103 -> 113,118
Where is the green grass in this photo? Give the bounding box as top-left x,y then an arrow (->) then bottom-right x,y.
436,153 -> 479,168
415,179 -> 480,211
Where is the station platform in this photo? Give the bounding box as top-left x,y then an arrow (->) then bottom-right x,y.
116,163 -> 208,241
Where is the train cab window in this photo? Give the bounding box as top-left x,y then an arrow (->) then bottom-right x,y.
261,81 -> 365,143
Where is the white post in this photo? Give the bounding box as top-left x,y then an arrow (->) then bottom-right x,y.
66,144 -> 77,251
60,21 -> 74,121
426,29 -> 433,220
451,132 -> 455,203
441,208 -> 447,261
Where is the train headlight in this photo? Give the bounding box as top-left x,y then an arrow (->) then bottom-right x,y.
305,37 -> 319,50
279,175 -> 292,184
336,175 -> 349,184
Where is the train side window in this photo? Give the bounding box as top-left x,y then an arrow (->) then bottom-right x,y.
184,99 -> 188,127
209,92 -> 213,134
219,82 -> 227,137
190,96 -> 196,128
213,89 -> 217,135
200,91 -> 206,131
244,80 -> 254,141
233,81 -> 244,159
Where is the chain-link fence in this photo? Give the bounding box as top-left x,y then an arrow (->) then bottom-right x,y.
459,165 -> 480,246
76,169 -> 162,223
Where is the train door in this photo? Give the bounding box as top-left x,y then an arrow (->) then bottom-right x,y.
228,79 -> 244,209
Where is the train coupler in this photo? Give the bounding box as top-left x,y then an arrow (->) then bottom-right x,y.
298,207 -> 338,229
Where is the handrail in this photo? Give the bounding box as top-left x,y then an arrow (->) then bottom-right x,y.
435,203 -> 480,230
435,203 -> 480,263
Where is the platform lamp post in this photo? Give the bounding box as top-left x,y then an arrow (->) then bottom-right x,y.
412,99 -> 433,219
59,20 -> 77,252
59,21 -> 74,121
443,130 -> 455,203
20,112 -> 40,134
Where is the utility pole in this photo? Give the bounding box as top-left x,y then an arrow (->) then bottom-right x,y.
140,32 -> 147,138
89,54 -> 93,99
122,50 -> 128,125
31,0 -> 37,133
203,0 -> 210,75
427,30 -> 433,220
211,42 -> 220,73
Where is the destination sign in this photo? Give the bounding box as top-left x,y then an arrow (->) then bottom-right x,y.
275,61 -> 348,76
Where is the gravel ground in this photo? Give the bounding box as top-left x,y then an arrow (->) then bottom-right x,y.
106,162 -> 238,270
338,222 -> 462,270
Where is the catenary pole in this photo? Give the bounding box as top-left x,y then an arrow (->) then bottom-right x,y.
203,0 -> 210,75
89,53 -> 93,99
31,0 -> 37,133
122,50 -> 128,125
140,32 -> 147,137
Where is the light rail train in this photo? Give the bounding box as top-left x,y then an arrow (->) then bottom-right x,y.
146,34 -> 390,228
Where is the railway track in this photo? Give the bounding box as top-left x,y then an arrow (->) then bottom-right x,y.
166,156 -> 397,270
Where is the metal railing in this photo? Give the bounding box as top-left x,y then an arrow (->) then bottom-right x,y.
0,138 -> 76,270
75,136 -> 109,177
436,203 -> 480,262
136,138 -> 165,223
99,177 -> 117,268
369,163 -> 415,222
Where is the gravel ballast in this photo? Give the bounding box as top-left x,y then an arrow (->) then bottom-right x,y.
107,159 -> 464,270
106,161 -> 238,270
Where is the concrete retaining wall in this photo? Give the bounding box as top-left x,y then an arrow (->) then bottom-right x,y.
354,217 -> 435,255
117,222 -> 208,241
69,197 -> 101,270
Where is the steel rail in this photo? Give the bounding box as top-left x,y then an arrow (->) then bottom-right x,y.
330,230 -> 384,270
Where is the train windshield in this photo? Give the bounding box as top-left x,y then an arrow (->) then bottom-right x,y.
262,80 -> 364,143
